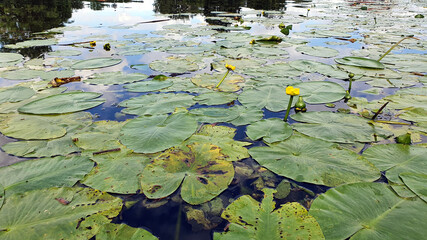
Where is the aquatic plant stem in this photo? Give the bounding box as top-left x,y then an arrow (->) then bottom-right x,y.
377,36 -> 419,62
215,70 -> 230,88
283,96 -> 294,122
174,200 -> 183,240
372,101 -> 389,121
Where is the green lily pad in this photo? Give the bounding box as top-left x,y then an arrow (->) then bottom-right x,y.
383,94 -> 427,111
0,184 -> 3,209
140,143 -> 234,205
82,150 -> 152,194
289,60 -> 348,79
296,46 -> 339,58
119,93 -> 195,116
191,73 -> 245,92
0,53 -> 23,66
0,86 -> 35,104
85,72 -> 148,85
96,223 -> 158,240
398,108 -> 427,123
291,112 -> 391,143
1,135 -> 80,158
293,81 -> 346,104
193,92 -> 238,105
246,118 -> 293,143
149,57 -> 200,74
124,79 -> 173,92
0,155 -> 93,197
184,125 -> 250,162
238,85 -> 292,112
0,69 -> 43,80
211,59 -> 266,74
310,182 -> 427,240
0,187 -> 122,240
71,121 -> 125,152
249,134 -> 380,186
214,188 -> 324,240
4,38 -> 57,49
400,172 -> 427,202
71,57 -> 122,70
47,50 -> 82,56
18,92 -> 105,115
338,65 -> 401,79
245,62 -> 301,77
335,56 -> 385,69
189,107 -> 239,123
120,112 -> 198,153
229,105 -> 264,126
362,144 -> 427,184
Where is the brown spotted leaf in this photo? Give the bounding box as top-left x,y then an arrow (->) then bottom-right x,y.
140,143 -> 234,205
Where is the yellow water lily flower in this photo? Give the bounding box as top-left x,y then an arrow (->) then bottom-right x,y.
249,39 -> 256,44
90,41 -> 96,47
225,64 -> 236,71
286,86 -> 300,96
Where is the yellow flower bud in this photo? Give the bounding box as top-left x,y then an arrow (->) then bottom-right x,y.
90,41 -> 96,47
250,39 -> 256,44
225,64 -> 236,71
286,86 -> 300,96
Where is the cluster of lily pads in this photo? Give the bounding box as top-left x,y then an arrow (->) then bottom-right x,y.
0,0 -> 426,239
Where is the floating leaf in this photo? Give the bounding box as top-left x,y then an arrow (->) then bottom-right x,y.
71,57 -> 122,70
400,172 -> 427,202
229,105 -> 264,126
296,46 -> 339,58
246,118 -> 293,143
335,56 -> 385,69
238,85 -> 291,112
184,125 -> 250,162
0,187 -> 122,240
291,111 -> 390,143
85,72 -> 148,85
0,53 -> 23,67
398,108 -> 427,123
4,38 -> 57,49
96,223 -> 158,240
191,73 -> 245,92
249,134 -> 380,186
289,60 -> 348,79
120,112 -> 198,153
0,155 -> 93,197
383,94 -> 427,111
0,183 -> 3,209
119,93 -> 195,116
1,135 -> 80,158
245,62 -> 301,77
149,57 -> 200,74
193,92 -> 238,105
0,86 -> 35,104
0,69 -> 43,80
310,182 -> 427,240
189,107 -> 239,123
47,50 -> 82,56
72,121 -> 124,152
140,143 -> 234,205
83,150 -> 152,194
18,92 -> 105,114
362,144 -> 427,184
293,81 -> 346,104
214,188 -> 324,240
124,79 -> 173,92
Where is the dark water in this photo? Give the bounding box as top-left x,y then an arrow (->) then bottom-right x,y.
0,0 -> 425,239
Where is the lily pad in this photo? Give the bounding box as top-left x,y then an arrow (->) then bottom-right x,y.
149,57 -> 200,74
140,143 -> 234,205
398,108 -> 427,123
296,46 -> 339,58
291,111 -> 391,143
0,69 -> 43,80
229,105 -> 264,126
184,125 -> 250,162
0,53 -> 23,67
82,150 -> 152,194
191,73 -> 245,92
193,92 -> 238,105
47,50 -> 82,56
1,135 -> 80,158
120,112 -> 198,153
249,134 -> 380,187
310,182 -> 427,240
0,155 -> 93,197
293,81 -> 346,104
238,85 -> 292,112
4,38 -> 57,49
400,172 -> 427,202
119,93 -> 195,116
289,60 -> 348,79
0,86 -> 35,104
71,57 -> 122,70
362,144 -> 427,184
85,72 -> 148,85
0,187 -> 122,240
96,223 -> 158,240
246,118 -> 293,143
335,56 -> 385,69
214,188 -> 324,240
18,92 -> 105,115
189,107 -> 239,123
245,62 -> 301,77
124,79 -> 173,92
